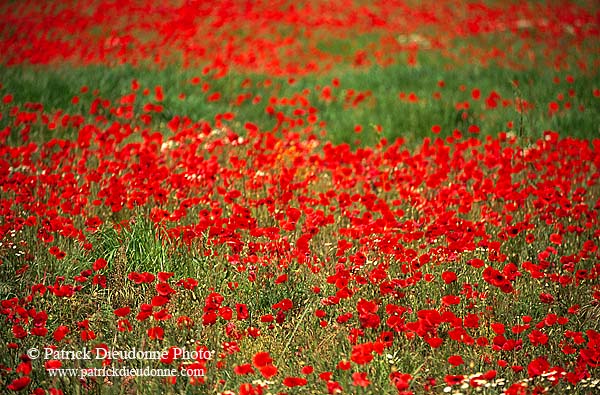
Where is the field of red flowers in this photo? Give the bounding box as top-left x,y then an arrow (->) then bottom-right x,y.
1,1 -> 600,394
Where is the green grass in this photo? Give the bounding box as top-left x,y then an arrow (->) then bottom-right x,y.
1,53 -> 598,150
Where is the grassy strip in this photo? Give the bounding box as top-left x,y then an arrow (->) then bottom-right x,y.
1,53 -> 598,149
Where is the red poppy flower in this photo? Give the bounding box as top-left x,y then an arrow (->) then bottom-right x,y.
234,364 -> 254,375
259,364 -> 278,379
260,314 -> 274,323
238,383 -> 258,395
114,307 -> 131,317
142,272 -> 156,283
350,343 -> 374,365
426,337 -> 443,348
7,376 -> 31,391
358,312 -> 381,329
283,377 -> 308,387
336,312 -> 353,323
528,330 -> 549,346
352,371 -> 370,387
272,298 -> 293,311
128,272 -> 144,284
151,295 -> 169,307
527,357 -> 550,377
247,327 -> 260,338
464,314 -> 479,328
337,360 -> 352,370
218,306 -> 233,321
448,355 -> 464,366
441,294 -> 461,306
319,371 -> 333,381
153,309 -> 171,321
202,311 -> 218,326
147,326 -> 164,340
177,277 -> 199,290
16,361 -> 32,375
539,292 -> 555,304
53,325 -> 69,342
445,374 -> 464,386
45,359 -> 62,370
236,304 -> 249,320
92,258 -> 107,271
252,352 -> 273,368
156,282 -> 175,296
491,322 -> 505,335
80,329 -> 96,341
157,272 -> 174,282
441,271 -> 457,284
390,372 -> 412,391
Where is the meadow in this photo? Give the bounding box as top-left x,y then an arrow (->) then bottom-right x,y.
1,1 -> 599,394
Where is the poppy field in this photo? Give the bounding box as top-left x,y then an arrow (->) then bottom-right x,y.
1,1 -> 600,394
